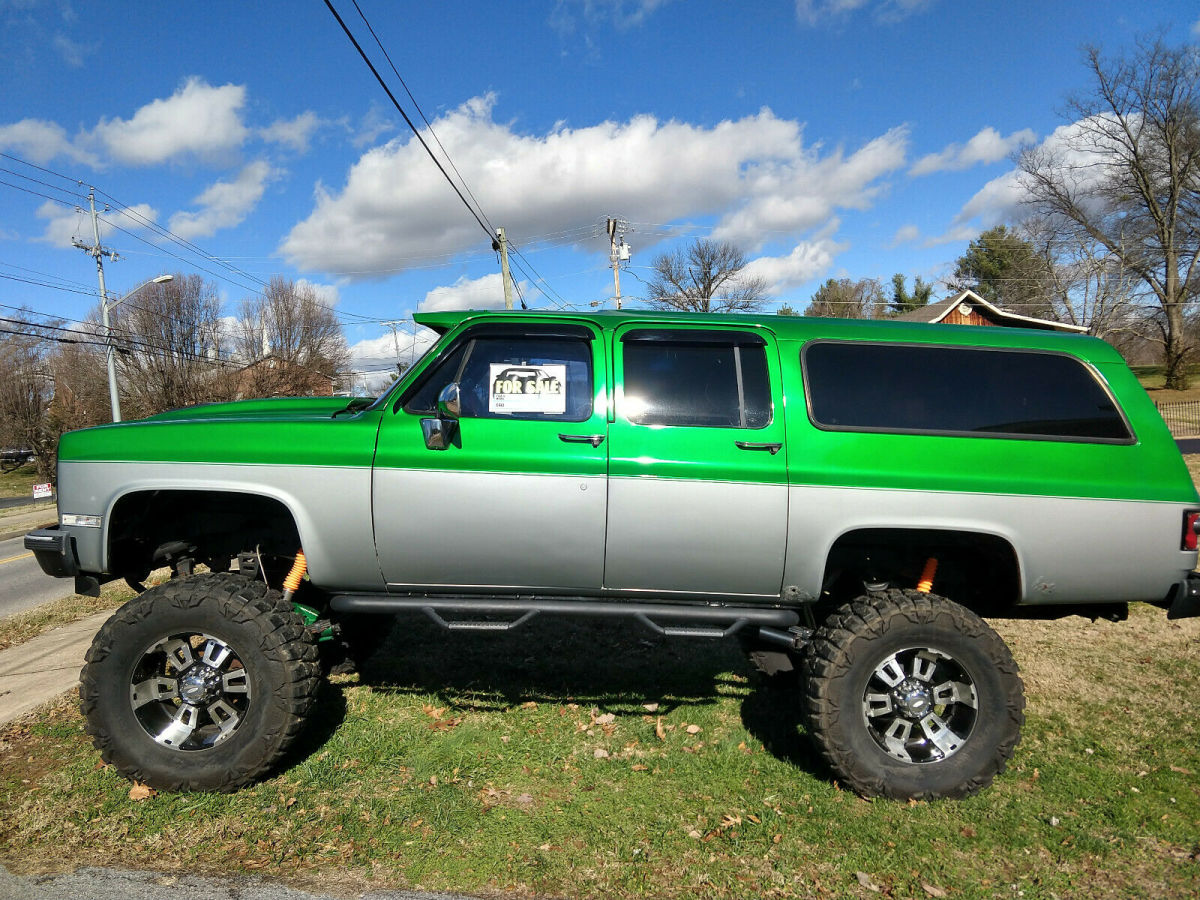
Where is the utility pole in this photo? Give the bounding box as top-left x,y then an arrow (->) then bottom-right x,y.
72,188 -> 122,420
606,217 -> 631,310
493,228 -> 514,310
380,320 -> 408,376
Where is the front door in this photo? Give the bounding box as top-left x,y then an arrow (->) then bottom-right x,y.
373,321 -> 608,592
603,324 -> 789,598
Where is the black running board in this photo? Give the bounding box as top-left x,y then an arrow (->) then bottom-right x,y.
329,593 -> 800,639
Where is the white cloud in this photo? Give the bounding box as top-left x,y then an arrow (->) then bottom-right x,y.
741,224 -> 846,295
550,0 -> 675,34
53,33 -> 86,67
890,223 -> 920,246
92,77 -> 248,166
928,117 -> 1115,245
36,199 -> 158,247
909,126 -> 1037,176
0,118 -> 96,166
712,126 -> 908,248
350,106 -> 396,148
167,160 -> 278,240
1193,17 -> 1200,37
794,0 -> 932,26
281,95 -> 908,277
296,278 -> 340,308
260,111 -> 324,153
418,272 -> 516,312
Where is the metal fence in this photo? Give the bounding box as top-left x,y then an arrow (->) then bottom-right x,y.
1155,400 -> 1200,438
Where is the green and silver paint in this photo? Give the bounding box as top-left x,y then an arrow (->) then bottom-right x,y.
53,309 -> 1199,607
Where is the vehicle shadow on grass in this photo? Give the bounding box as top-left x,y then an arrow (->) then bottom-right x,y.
300,613 -> 829,781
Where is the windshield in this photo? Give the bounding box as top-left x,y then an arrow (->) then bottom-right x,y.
364,333 -> 444,413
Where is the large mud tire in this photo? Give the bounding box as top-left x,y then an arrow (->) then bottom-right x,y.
80,573 -> 319,792
802,589 -> 1024,800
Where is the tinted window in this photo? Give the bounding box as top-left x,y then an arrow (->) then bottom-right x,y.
804,342 -> 1131,442
405,335 -> 593,422
621,332 -> 771,429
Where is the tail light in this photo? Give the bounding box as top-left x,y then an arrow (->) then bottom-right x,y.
1183,511 -> 1200,551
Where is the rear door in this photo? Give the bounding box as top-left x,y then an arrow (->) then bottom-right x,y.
603,324 -> 789,598
373,321 -> 608,591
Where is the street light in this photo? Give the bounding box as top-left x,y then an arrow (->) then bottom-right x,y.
104,274 -> 173,422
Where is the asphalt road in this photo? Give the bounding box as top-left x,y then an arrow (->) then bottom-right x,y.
0,534 -> 74,619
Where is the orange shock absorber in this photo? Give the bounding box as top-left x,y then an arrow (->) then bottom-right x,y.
281,549 -> 307,602
916,557 -> 938,593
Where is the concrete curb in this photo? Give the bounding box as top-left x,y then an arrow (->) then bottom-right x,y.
0,610 -> 111,727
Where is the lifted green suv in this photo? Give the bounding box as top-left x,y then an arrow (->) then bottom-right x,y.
26,310 -> 1200,799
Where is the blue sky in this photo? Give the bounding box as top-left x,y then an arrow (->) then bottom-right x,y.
1,0 -> 1197,379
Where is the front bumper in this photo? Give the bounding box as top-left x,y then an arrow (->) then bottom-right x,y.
1167,572 -> 1200,620
24,526 -> 78,578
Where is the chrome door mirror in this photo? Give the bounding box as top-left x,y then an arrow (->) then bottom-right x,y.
437,382 -> 461,420
423,383 -> 461,450
420,416 -> 456,450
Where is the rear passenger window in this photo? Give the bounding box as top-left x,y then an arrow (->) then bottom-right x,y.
621,330 -> 771,429
803,342 -> 1132,442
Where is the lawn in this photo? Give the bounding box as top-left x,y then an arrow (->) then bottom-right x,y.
0,462 -> 43,500
0,601 -> 1197,899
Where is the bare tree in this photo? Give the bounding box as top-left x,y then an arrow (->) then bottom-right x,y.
45,342 -> 111,434
0,316 -> 60,481
235,277 -> 349,398
803,277 -> 887,319
1022,217 -> 1142,346
1018,38 -> 1200,387
646,239 -> 769,313
109,274 -> 235,416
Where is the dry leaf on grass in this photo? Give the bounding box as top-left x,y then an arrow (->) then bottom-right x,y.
128,782 -> 156,801
922,883 -> 948,898
855,871 -> 882,893
655,717 -> 666,741
685,724 -> 702,735
643,702 -> 659,713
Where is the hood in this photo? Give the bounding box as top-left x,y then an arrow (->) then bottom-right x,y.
137,396 -> 373,424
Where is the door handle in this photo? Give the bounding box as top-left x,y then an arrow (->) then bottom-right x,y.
735,441 -> 782,455
558,433 -> 606,448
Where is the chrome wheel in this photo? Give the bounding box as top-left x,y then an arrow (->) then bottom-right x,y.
860,645 -> 978,764
128,632 -> 252,751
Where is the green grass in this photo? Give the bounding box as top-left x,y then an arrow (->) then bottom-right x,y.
1,606 -> 1198,898
0,463 -> 43,500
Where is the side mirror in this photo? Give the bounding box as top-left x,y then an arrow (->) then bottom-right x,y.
421,416 -> 456,450
422,383 -> 461,450
437,382 -> 461,420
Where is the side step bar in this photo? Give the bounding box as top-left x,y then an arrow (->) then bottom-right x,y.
330,593 -> 800,639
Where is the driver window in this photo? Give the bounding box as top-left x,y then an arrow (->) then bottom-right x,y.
404,334 -> 594,423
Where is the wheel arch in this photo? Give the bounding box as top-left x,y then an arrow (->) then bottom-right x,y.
105,484 -> 308,581
817,525 -> 1024,615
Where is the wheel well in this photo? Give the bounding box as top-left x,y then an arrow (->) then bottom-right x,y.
819,528 -> 1021,615
107,490 -> 302,582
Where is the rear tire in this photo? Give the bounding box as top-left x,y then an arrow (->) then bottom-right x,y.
802,589 -> 1024,800
80,573 -> 320,792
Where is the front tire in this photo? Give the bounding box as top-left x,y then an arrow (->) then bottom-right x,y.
802,589 -> 1024,800
80,573 -> 319,792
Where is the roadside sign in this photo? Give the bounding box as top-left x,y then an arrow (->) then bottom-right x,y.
33,483 -> 52,499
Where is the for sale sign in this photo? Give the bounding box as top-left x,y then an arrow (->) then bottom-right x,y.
489,364 -> 567,415
33,483 -> 53,499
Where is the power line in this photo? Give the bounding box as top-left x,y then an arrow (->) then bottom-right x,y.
349,0 -> 495,236
321,0 -> 494,242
